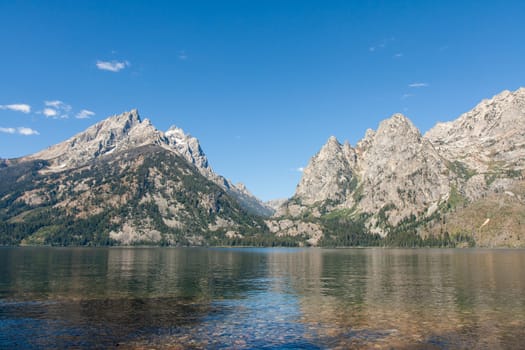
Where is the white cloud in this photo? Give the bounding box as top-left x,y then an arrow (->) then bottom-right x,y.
17,127 -> 39,136
296,167 -> 305,172
0,127 -> 39,135
43,108 -> 58,117
0,104 -> 31,113
394,53 -> 403,58
76,109 -> 95,119
45,100 -> 71,111
45,100 -> 61,108
178,51 -> 188,60
96,60 -> 130,72
0,127 -> 16,134
409,82 -> 429,88
402,93 -> 414,99
42,100 -> 71,118
369,38 -> 394,53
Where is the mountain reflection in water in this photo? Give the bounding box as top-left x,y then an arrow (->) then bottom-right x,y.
1,247 -> 524,349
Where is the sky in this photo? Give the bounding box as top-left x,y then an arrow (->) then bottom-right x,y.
1,1 -> 524,201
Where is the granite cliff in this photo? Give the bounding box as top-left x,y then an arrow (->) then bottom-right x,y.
272,88 -> 525,247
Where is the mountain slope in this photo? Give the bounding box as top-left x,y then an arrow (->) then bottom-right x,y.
24,110 -> 273,216
274,88 -> 525,247
0,110 -> 274,246
164,125 -> 274,217
277,114 -> 452,236
425,88 -> 525,172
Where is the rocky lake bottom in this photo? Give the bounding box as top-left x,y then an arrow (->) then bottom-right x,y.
1,247 -> 524,349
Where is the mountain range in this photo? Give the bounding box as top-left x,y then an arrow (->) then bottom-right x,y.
273,88 -> 525,247
1,88 -> 524,247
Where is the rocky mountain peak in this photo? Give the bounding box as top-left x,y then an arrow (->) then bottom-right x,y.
165,125 -> 210,172
375,113 -> 421,140
235,182 -> 248,193
425,86 -> 525,172
317,136 -> 342,156
292,135 -> 357,208
355,114 -> 421,159
19,109 -> 274,217
165,125 -> 187,141
284,111 -> 450,235
27,109 -> 161,169
326,135 -> 339,145
97,109 -> 142,135
89,109 -> 141,137
358,113 -> 423,162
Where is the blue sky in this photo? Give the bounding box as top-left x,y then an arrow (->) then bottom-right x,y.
1,1 -> 524,201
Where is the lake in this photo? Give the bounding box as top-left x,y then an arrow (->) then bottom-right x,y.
1,247 -> 524,349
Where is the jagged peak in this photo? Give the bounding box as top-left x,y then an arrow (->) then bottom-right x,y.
363,128 -> 376,140
166,124 -> 186,134
164,124 -> 209,172
491,86 -> 525,99
320,136 -> 341,151
106,108 -> 141,124
376,113 -> 421,137
165,125 -> 195,143
88,109 -> 143,137
327,135 -> 339,144
356,128 -> 375,151
379,113 -> 414,127
473,87 -> 525,110
27,109 -> 155,165
235,182 -> 248,192
427,87 -> 525,139
313,136 -> 343,160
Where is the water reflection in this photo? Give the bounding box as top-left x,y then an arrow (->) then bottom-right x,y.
1,247 -> 525,349
292,249 -> 525,349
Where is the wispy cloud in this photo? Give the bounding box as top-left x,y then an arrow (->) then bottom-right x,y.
96,60 -> 130,72
18,127 -> 39,135
394,53 -> 403,58
296,167 -> 305,172
76,109 -> 95,119
0,104 -> 31,113
43,108 -> 57,117
409,82 -> 429,88
45,100 -> 70,110
178,51 -> 188,60
0,126 -> 39,135
401,93 -> 414,99
42,100 -> 71,119
0,127 -> 16,134
369,38 -> 395,53
369,43 -> 385,52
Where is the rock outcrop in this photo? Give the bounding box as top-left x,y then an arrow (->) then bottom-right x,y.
425,88 -> 525,172
277,88 -> 525,245
0,110 -> 272,246
24,110 -> 273,217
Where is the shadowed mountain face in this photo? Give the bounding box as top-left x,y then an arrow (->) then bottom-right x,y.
273,88 -> 525,247
0,110 -> 272,246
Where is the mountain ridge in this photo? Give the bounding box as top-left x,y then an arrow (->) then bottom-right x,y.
1,87 -> 524,247
21,109 -> 273,217
273,87 -> 525,246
